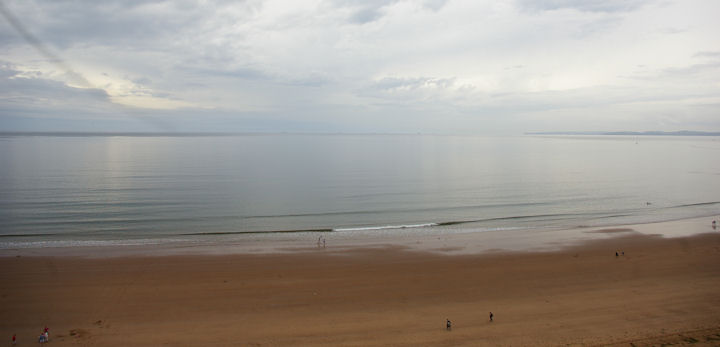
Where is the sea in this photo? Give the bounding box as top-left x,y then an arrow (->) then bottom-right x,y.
1,134 -> 719,249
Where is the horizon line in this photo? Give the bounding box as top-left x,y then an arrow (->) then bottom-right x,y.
1,130 -> 719,137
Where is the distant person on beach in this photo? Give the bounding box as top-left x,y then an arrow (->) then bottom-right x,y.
12,333 -> 16,345
446,319 -> 452,331
323,237 -> 326,248
489,312 -> 494,322
713,220 -> 717,230
615,251 -> 618,257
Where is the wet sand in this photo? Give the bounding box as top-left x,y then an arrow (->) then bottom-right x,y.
2,228 -> 720,346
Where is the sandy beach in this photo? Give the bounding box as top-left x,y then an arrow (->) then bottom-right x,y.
2,221 -> 720,346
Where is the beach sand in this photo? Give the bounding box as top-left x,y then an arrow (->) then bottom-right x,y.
2,226 -> 720,345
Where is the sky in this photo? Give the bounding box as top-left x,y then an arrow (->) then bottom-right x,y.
0,0 -> 719,134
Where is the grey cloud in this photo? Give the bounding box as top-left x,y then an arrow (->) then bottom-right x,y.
332,0 -> 448,25
662,62 -> 720,77
0,66 -> 118,130
0,63 -> 109,102
693,51 -> 720,58
331,0 -> 398,24
446,85 -> 720,135
132,76 -> 152,85
516,0 -> 651,13
622,60 -> 720,81
0,0 -> 254,50
658,27 -> 686,35
0,1 -> 93,88
283,74 -> 331,87
0,62 -> 176,133
184,66 -> 269,80
1,0 -> 276,102
573,16 -> 623,38
355,76 -> 468,114
420,0 -> 449,11
349,7 -> 385,24
0,62 -> 18,78
180,65 -> 329,89
371,76 -> 456,92
619,58 -> 720,84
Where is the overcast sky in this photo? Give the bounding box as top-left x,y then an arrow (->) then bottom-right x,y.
1,0 -> 719,134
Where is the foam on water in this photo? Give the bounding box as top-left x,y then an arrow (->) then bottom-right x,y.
333,223 -> 438,232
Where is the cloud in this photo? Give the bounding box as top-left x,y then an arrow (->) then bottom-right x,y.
0,61 -> 201,133
0,1 -> 249,50
183,66 -> 270,81
330,0 -> 448,24
0,62 -> 113,119
662,62 -> 720,77
371,76 -> 457,92
1,63 -> 107,100
516,0 -> 651,13
1,0 -> 719,134
348,6 -> 386,24
693,51 -> 720,58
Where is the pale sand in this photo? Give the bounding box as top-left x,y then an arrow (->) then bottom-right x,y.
2,221 -> 720,346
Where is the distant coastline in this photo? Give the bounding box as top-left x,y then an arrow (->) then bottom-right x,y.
525,130 -> 720,136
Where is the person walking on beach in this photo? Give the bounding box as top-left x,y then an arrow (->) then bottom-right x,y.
489,312 -> 494,322
446,319 -> 452,331
12,333 -> 16,345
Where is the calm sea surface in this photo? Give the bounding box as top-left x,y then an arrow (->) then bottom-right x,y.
1,134 -> 719,248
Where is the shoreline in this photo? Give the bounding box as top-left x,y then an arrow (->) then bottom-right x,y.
1,215 -> 717,258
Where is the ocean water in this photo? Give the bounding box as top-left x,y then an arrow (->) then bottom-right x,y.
1,134 -> 719,248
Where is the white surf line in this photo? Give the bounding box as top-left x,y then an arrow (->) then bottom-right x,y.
333,223 -> 438,232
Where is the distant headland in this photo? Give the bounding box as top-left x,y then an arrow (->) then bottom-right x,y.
525,131 -> 720,136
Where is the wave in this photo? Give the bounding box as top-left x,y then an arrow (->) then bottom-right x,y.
5,202 -> 716,241
333,223 -> 438,232
185,223 -> 441,235
436,212 -> 580,227
671,201 -> 720,208
180,228 -> 333,236
332,211 -> 609,232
